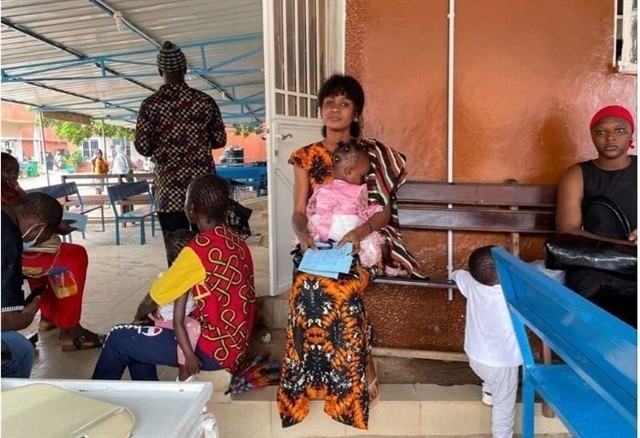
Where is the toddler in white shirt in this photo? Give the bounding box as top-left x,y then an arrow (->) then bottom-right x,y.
452,245 -> 523,438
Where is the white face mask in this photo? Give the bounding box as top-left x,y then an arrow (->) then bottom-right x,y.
22,224 -> 44,250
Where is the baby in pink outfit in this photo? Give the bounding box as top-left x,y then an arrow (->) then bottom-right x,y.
306,141 -> 383,267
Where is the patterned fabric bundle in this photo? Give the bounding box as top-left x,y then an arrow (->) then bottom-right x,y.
156,40 -> 187,72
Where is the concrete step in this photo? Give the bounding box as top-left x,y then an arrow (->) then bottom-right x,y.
202,381 -> 568,438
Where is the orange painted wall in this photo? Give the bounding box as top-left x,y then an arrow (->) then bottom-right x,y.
212,128 -> 266,164
1,102 -> 71,159
346,0 -> 636,351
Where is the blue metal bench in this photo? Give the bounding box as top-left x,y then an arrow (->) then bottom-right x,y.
27,182 -> 105,241
492,247 -> 637,438
106,181 -> 155,245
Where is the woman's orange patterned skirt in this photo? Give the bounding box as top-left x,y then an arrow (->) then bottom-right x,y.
277,264 -> 372,430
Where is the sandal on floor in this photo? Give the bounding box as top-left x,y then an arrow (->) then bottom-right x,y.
59,332 -> 106,351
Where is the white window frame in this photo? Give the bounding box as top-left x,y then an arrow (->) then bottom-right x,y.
614,0 -> 637,74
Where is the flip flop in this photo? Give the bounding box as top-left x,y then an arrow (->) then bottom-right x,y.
59,332 -> 106,351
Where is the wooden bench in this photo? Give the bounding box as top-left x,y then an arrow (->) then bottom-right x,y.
372,180 -> 557,362
492,247 -> 636,437
27,182 -> 105,241
106,181 -> 156,245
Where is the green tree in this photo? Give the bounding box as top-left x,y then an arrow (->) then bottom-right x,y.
47,121 -> 93,146
39,116 -> 135,145
233,121 -> 263,138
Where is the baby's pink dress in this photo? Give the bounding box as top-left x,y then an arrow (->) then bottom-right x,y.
306,179 -> 383,267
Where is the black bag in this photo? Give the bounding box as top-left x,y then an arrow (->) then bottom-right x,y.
226,200 -> 252,240
545,196 -> 637,275
545,233 -> 637,276
582,196 -> 632,240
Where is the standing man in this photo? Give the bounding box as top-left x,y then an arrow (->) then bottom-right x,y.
135,40 -> 227,264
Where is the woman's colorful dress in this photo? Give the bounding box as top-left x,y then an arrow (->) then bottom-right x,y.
277,140 -> 419,429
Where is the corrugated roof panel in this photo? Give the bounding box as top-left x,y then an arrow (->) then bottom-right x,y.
1,0 -> 265,125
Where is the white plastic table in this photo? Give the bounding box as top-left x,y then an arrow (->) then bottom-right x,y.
1,379 -> 217,438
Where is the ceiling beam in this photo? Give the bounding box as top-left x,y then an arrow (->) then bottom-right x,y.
86,0 -> 260,123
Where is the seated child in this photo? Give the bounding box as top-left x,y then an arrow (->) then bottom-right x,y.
305,141 -> 383,267
153,229 -> 201,382
452,246 -> 523,438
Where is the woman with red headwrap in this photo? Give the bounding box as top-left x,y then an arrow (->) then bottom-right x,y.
555,105 -> 637,326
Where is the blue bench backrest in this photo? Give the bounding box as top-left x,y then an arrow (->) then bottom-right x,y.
107,180 -> 151,203
216,165 -> 267,188
28,182 -> 78,199
491,247 -> 637,426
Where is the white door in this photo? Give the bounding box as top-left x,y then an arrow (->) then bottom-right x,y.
263,0 -> 345,295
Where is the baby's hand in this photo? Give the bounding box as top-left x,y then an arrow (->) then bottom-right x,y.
628,229 -> 637,245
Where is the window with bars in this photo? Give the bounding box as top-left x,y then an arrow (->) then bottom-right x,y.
615,0 -> 637,73
81,139 -> 99,158
273,0 -> 326,117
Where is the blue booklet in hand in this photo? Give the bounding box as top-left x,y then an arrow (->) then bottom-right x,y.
298,243 -> 354,278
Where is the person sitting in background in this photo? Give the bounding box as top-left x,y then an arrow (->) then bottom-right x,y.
92,174 -> 256,381
555,105 -> 637,326
452,246 -> 522,438
1,153 -> 105,351
2,193 -> 63,378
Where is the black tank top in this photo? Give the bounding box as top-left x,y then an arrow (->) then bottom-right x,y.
579,156 -> 637,239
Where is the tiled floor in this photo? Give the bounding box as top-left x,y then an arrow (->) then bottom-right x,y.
22,191 -> 270,381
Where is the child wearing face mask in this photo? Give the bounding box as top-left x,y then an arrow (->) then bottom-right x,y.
304,140 -> 383,267
1,153 -> 105,351
2,193 -> 63,378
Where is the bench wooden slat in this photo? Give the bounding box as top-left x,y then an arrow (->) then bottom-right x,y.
397,207 -> 555,234
373,180 -> 559,364
397,181 -> 557,207
373,276 -> 457,289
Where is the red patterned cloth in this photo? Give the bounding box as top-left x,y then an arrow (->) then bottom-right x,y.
134,83 -> 227,212
188,226 -> 256,371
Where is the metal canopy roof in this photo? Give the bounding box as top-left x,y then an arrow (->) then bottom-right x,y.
1,0 -> 265,127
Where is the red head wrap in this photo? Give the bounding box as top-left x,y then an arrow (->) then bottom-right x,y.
590,105 -> 635,149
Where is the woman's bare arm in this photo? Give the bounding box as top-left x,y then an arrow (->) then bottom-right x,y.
291,166 -> 316,251
556,164 -> 635,245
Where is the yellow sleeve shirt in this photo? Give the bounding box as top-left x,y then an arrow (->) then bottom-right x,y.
149,247 -> 205,306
